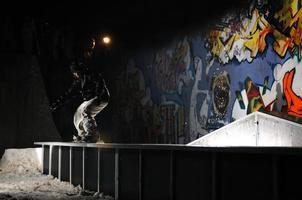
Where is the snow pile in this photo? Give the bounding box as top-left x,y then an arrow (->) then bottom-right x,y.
0,148 -> 113,200
0,148 -> 42,174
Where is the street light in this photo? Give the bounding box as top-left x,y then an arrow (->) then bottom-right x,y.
103,36 -> 111,44
102,35 -> 111,46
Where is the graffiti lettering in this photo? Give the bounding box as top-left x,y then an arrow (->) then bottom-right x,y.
206,7 -> 291,65
283,68 -> 302,117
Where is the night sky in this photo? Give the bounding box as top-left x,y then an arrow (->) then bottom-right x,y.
4,0 -> 248,49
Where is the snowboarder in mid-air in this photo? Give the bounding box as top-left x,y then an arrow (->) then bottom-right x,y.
50,61 -> 110,143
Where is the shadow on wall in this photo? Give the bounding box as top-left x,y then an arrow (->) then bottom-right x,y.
0,55 -> 61,150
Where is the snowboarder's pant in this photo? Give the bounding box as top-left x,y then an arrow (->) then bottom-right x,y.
73,96 -> 108,140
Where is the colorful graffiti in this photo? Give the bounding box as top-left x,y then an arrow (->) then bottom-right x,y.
274,0 -> 302,59
283,68 -> 302,118
206,0 -> 302,124
211,71 -> 231,118
232,76 -> 267,120
232,56 -> 302,121
245,76 -> 266,114
113,0 -> 302,144
205,6 -> 293,66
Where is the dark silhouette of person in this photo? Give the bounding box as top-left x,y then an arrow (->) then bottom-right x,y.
50,61 -> 109,142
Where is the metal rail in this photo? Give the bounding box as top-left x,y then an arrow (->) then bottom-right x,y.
35,142 -> 302,200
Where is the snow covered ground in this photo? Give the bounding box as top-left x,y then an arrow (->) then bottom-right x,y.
0,148 -> 113,200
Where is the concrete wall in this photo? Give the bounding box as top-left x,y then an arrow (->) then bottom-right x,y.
0,55 -> 61,151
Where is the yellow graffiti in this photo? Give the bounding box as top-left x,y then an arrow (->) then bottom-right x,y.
275,0 -> 302,57
274,0 -> 299,29
208,30 -> 225,59
207,2 -> 300,64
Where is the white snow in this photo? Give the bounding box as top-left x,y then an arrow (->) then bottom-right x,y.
0,148 -> 113,200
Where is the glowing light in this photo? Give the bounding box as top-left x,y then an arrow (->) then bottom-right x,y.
102,36 -> 111,45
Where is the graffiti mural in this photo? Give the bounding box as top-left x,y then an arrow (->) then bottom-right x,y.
245,76 -> 266,114
160,102 -> 185,143
274,0 -> 302,60
232,56 -> 302,120
205,8 -> 290,67
211,71 -> 231,118
206,0 -> 302,123
113,0 -> 302,144
153,37 -> 192,93
232,76 -> 269,120
189,56 -> 209,140
206,0 -> 302,66
152,37 -> 192,143
114,38 -> 193,143
283,68 -> 302,118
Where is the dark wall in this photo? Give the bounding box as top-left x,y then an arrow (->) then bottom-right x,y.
0,15 -> 126,146
0,17 -> 61,151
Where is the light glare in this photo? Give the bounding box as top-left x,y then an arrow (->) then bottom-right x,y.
102,36 -> 111,44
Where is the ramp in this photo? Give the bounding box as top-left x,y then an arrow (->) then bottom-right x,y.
188,112 -> 302,147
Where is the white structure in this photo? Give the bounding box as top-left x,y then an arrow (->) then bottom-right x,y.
188,112 -> 302,147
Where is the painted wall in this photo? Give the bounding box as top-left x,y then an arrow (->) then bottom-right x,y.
112,0 -> 302,144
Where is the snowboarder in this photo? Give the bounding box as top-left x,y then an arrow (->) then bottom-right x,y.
50,61 -> 110,143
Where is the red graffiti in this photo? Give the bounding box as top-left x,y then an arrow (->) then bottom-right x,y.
283,68 -> 302,118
